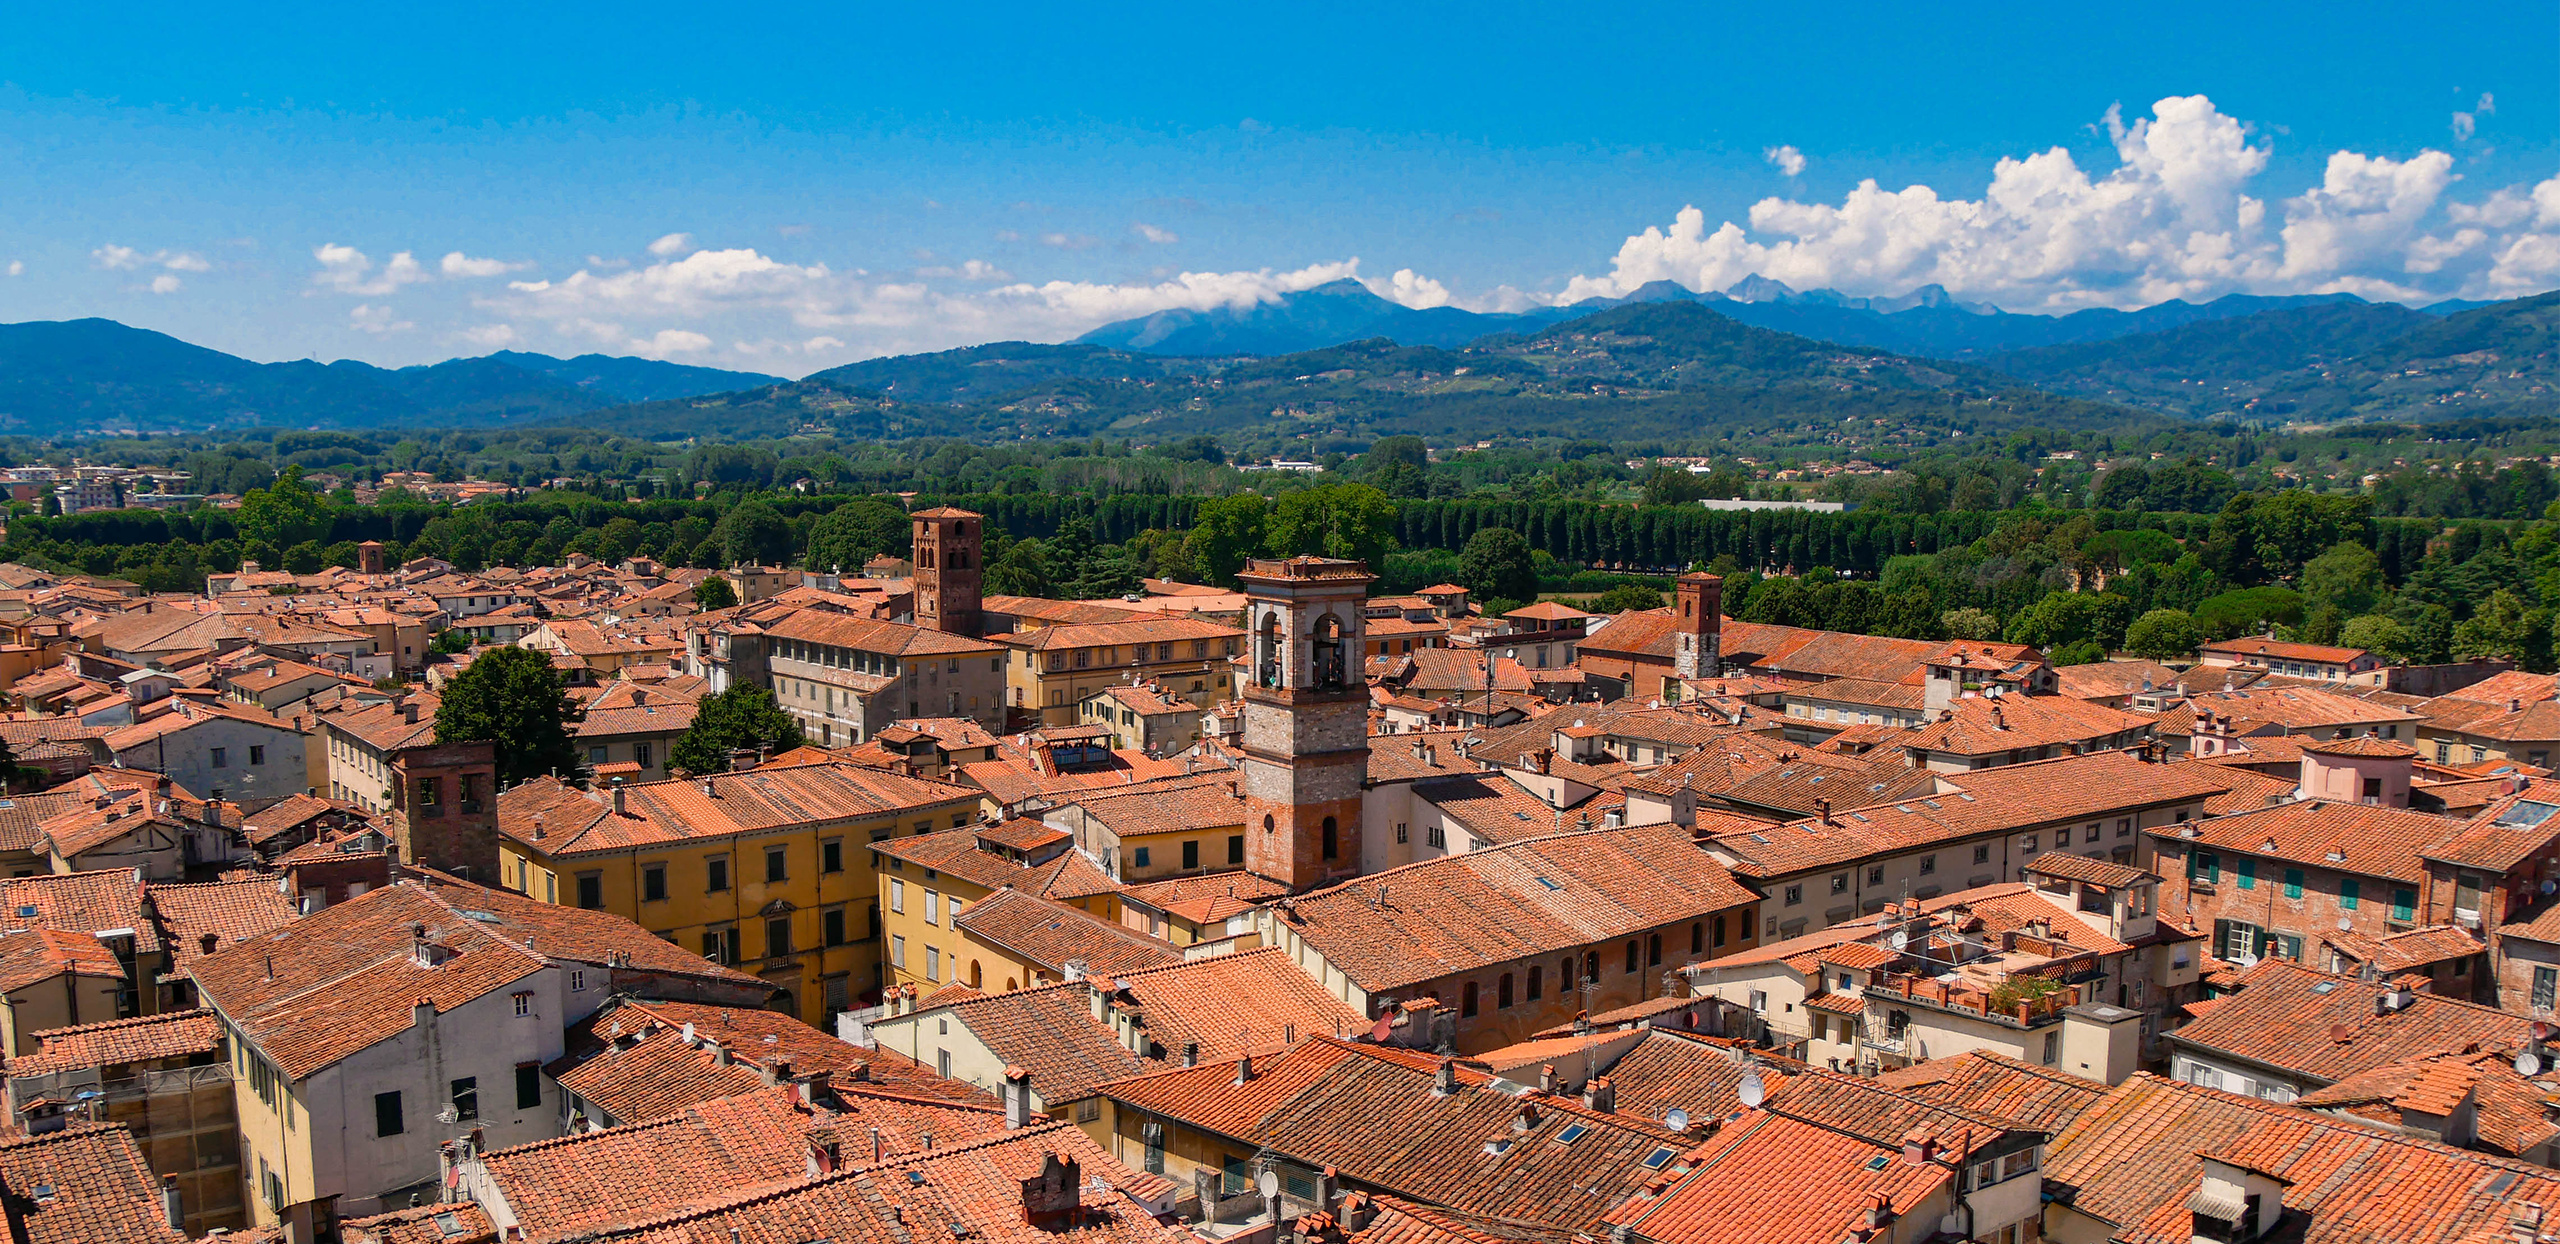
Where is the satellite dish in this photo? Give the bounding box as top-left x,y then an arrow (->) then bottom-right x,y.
1255,1170 -> 1280,1198
1737,1069 -> 1766,1109
2337,916 -> 2353,932
1889,929 -> 1909,951
2518,1051 -> 2543,1078
1664,1108 -> 1691,1131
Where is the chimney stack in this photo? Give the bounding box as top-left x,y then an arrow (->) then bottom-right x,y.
1432,1058 -> 1458,1097
1234,1052 -> 1254,1084
1582,1077 -> 1615,1113
760,1054 -> 792,1087
1004,1065 -> 1033,1129
160,1175 -> 181,1230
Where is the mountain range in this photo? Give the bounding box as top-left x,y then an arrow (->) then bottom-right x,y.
0,319 -> 783,436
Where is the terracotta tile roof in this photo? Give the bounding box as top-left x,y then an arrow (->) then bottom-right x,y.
951,750 -> 1203,812
475,1082 -> 1010,1240
549,997 -> 990,1124
2182,684 -> 2422,731
1600,1107 -> 1951,1244
2318,924 -> 2484,973
239,792 -> 366,846
764,608 -> 1004,656
2165,961 -> 2535,1088
1320,1193 -> 1591,1244
331,1203 -> 496,1244
0,927 -> 126,992
2296,1049 -> 2560,1158
1104,1036 -> 1683,1230
145,875 -> 297,974
530,1120 -> 1179,1244
2300,734 -> 2418,758
1269,824 -> 1757,995
317,694 -> 440,752
1391,646 -> 1536,696
988,614 -> 1242,652
2054,659 -> 2186,701
1868,1050 -> 2112,1133
501,762 -> 980,858
1896,693 -> 2155,759
2165,798 -> 2465,883
2044,1071 -> 2560,1244
2022,851 -> 2158,889
1712,756 -> 1937,818
2200,636 -> 2373,665
1119,870 -> 1288,924
2193,762 -> 2300,816
1710,752 -> 2230,878
0,868 -> 157,953
1409,772 -> 1625,847
872,825 -> 1121,902
976,818 -> 1070,852
2424,777 -> 2560,871
0,1123 -> 189,1244
1056,774 -> 1251,840
9,1009 -> 221,1076
30,791 -> 185,861
891,716 -> 1002,751
951,887 -> 1184,978
1590,1029 -> 1801,1127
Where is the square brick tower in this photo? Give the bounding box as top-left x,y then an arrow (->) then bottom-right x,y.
1673,571 -> 1723,681
388,740 -> 501,882
911,507 -> 984,638
1237,556 -> 1374,891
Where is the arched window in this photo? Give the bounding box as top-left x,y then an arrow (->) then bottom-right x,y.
1625,940 -> 1640,974
1691,922 -> 1704,954
1257,611 -> 1284,688
1497,972 -> 1514,1009
969,960 -> 983,989
1321,816 -> 1338,860
1648,934 -> 1663,966
1527,964 -> 1544,1001
1461,981 -> 1480,1018
1263,813 -> 1276,833
1584,951 -> 1600,983
1311,613 -> 1346,690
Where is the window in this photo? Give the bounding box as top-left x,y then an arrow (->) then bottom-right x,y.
1867,865 -> 1884,886
703,932 -> 726,963
375,1090 -> 404,1137
512,992 -> 532,1017
706,855 -> 730,893
1691,922 -> 1704,954
2190,851 -> 2220,884
923,891 -> 939,925
2021,834 -> 2038,855
211,747 -> 229,768
1784,884 -> 1802,906
891,935 -> 906,968
1396,822 -> 1408,844
1527,965 -> 1543,1000
1919,854 -> 1936,875
1648,934 -> 1663,966
889,878 -> 905,913
2084,824 -> 2100,844
2340,878 -> 2360,911
766,846 -> 788,883
1228,835 -> 1244,865
766,916 -> 792,956
1713,915 -> 1729,948
1134,847 -> 1152,869
822,839 -> 843,874
2392,889 -> 2417,922
2235,858 -> 2256,890
569,969 -> 585,991
825,908 -> 847,946
642,865 -> 667,902
2042,1032 -> 2059,1065
1426,824 -> 1447,850
249,745 -> 265,766
1498,972 -> 1514,1009
2117,818 -> 2132,838
925,946 -> 941,982
589,745 -> 609,764
1321,816 -> 1338,860
1461,980 -> 1479,1017
1831,873 -> 1849,894
2535,967 -> 2557,1011
2283,869 -> 2304,899
1625,940 -> 1640,973
450,1077 -> 479,1122
1973,843 -> 1991,865
575,873 -> 603,910
634,742 -> 651,770
516,1064 -> 541,1110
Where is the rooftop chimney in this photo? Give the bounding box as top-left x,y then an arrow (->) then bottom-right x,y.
1432,1058 -> 1458,1097
1004,1065 -> 1033,1129
1582,1077 -> 1615,1113
160,1175 -> 181,1231
610,787 -> 626,816
1234,1052 -> 1254,1084
760,1054 -> 792,1087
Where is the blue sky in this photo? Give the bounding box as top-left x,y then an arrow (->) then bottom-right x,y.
5,1 -> 2554,375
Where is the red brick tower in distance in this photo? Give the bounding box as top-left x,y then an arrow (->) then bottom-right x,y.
1673,571 -> 1723,681
911,507 -> 984,638
1237,556 -> 1374,892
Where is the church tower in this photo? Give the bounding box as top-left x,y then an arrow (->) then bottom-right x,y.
1673,571 -> 1723,681
1237,556 -> 1374,892
911,507 -> 984,638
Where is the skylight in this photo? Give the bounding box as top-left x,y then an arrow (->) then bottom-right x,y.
1864,1155 -> 1893,1171
2496,800 -> 2558,827
1640,1147 -> 1677,1169
1536,877 -> 1562,891
1555,1124 -> 1590,1144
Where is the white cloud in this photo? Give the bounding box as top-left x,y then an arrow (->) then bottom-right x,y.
994,230 -> 1024,243
456,323 -> 519,349
1040,232 -> 1100,250
440,252 -> 529,278
1765,145 -> 1807,177
2451,111 -> 2477,143
312,245 -> 429,296
634,328 -> 711,356
1134,223 -> 1180,244
5,262 -> 20,277
1554,95 -> 2560,311
1369,268 -> 1452,309
94,245 -> 206,273
349,304 -> 414,334
916,259 -> 1012,281
149,275 -> 182,295
804,336 -> 845,352
646,232 -> 694,257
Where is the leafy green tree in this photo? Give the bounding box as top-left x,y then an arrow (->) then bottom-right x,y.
430,628 -> 473,655
1640,467 -> 1714,507
669,686 -> 808,776
986,537 -> 1055,597
694,575 -> 739,610
1267,484 -> 1397,568
2452,589 -> 2551,669
1742,577 -> 1821,629
1940,607 -> 2001,641
2193,587 -> 2307,639
2339,614 -> 2421,663
2049,639 -> 2108,666
2005,592 -> 2135,653
1189,494 -> 1270,585
1458,527 -> 1538,606
1593,583 -> 1665,613
434,646 -> 580,787
805,498 -> 911,573
2298,541 -> 2387,617
709,499 -> 792,567
237,465 -> 328,550
2123,609 -> 2203,660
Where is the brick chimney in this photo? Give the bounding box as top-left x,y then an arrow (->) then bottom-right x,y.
1582,1076 -> 1615,1113
1004,1065 -> 1033,1129
1017,1152 -> 1083,1231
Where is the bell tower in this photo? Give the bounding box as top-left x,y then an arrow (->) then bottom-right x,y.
1673,571 -> 1723,681
1237,556 -> 1374,892
911,507 -> 984,638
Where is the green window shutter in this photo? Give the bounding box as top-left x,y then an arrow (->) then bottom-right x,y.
2192,851 -> 2219,883
2283,869 -> 2304,899
2236,858 -> 2256,890
2392,889 -> 2416,921
2340,878 -> 2360,910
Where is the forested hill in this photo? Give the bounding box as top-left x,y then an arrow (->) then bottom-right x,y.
563,301 -> 2164,447
1993,291 -> 2560,422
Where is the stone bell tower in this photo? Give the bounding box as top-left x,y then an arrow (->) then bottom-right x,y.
911,507 -> 984,638
1673,571 -> 1723,681
1237,556 -> 1374,891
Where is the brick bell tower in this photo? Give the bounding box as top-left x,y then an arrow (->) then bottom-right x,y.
911,507 -> 984,638
1237,556 -> 1374,892
1673,571 -> 1723,681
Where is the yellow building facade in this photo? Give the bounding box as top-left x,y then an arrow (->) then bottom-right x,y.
994,616 -> 1243,728
870,821 -> 1122,994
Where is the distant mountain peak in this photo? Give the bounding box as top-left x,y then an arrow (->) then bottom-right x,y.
1723,275 -> 1799,303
